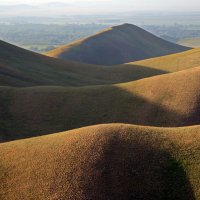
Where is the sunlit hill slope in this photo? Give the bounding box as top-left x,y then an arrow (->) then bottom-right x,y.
128,47 -> 200,72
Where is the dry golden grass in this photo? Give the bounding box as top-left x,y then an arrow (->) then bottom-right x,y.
45,24 -> 189,65
127,48 -> 200,72
1,66 -> 200,142
0,123 -> 199,199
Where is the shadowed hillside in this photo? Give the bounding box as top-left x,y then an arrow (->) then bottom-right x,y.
1,66 -> 200,142
0,124 -> 198,199
2,39 -> 200,88
0,40 -> 170,87
46,23 -> 190,65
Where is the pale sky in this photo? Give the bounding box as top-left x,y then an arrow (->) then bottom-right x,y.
1,0 -> 200,12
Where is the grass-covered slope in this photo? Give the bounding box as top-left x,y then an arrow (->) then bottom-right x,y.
178,37 -> 200,48
46,24 -> 190,65
1,39 -> 200,88
0,40 -> 170,87
127,48 -> 200,72
0,124 -> 199,199
1,66 -> 200,142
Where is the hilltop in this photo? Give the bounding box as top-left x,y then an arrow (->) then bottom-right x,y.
0,124 -> 198,199
46,23 -> 190,65
1,66 -> 200,142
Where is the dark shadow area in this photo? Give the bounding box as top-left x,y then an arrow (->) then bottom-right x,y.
0,84 -> 195,143
181,95 -> 200,127
71,132 -> 195,199
0,89 -> 15,142
161,158 -> 195,200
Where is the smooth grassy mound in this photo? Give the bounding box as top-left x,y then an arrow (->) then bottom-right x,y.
1,66 -> 200,142
0,124 -> 199,200
45,24 -> 190,65
0,40 -> 170,87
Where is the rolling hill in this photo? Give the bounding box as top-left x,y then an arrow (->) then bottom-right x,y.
45,23 -> 190,65
2,39 -> 200,88
1,66 -> 200,142
0,123 -> 199,199
0,39 -> 170,87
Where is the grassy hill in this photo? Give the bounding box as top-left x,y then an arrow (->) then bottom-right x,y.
0,123 -> 199,199
2,39 -> 200,88
0,40 -> 171,87
45,24 -> 190,65
1,66 -> 200,142
127,47 -> 200,73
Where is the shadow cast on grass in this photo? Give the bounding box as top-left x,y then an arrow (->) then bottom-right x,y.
112,64 -> 168,83
0,83 -> 198,142
90,134 -> 195,200
53,131 -> 195,200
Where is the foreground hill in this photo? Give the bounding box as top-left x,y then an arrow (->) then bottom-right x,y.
45,24 -> 190,65
1,66 -> 200,142
127,47 -> 200,72
0,124 -> 199,199
0,40 -> 170,87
